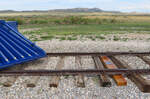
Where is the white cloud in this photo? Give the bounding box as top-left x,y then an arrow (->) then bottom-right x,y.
116,1 -> 150,12
121,6 -> 150,10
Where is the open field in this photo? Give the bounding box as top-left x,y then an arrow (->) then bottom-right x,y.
1,12 -> 150,41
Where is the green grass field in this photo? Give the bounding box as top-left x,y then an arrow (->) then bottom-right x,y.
1,12 -> 150,41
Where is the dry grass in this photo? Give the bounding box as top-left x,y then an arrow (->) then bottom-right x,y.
1,12 -> 150,22
84,15 -> 150,22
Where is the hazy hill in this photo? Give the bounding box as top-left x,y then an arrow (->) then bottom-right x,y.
50,8 -> 120,13
0,8 -> 121,13
0,10 -> 17,13
51,8 -> 103,12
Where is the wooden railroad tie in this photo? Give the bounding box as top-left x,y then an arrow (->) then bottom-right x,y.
93,56 -> 111,87
100,56 -> 127,86
109,56 -> 150,92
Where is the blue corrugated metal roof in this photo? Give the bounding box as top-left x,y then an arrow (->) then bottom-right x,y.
7,21 -> 18,31
0,20 -> 46,69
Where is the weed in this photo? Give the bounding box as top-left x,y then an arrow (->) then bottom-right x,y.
67,37 -> 77,40
64,75 -> 69,79
147,38 -> 150,41
40,35 -> 54,40
122,38 -> 128,41
60,37 -> 66,40
96,35 -> 105,40
92,77 -> 99,83
113,36 -> 120,41
87,35 -> 93,39
32,37 -> 40,41
91,38 -> 96,41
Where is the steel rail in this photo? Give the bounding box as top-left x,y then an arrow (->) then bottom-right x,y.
0,69 -> 150,76
46,52 -> 150,56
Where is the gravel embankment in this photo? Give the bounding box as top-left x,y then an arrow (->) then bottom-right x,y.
0,40 -> 150,99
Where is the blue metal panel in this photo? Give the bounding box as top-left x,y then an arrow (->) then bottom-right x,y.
0,20 -> 46,69
6,21 -> 18,31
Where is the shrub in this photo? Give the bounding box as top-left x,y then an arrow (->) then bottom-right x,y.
54,20 -> 62,24
96,36 -> 105,40
6,18 -> 25,25
40,35 -> 54,40
110,19 -> 117,23
60,37 -> 66,40
102,19 -> 108,23
30,20 -> 48,24
67,37 -> 77,40
113,36 -> 120,41
62,16 -> 89,24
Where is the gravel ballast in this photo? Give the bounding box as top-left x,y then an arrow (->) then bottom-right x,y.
1,40 -> 150,99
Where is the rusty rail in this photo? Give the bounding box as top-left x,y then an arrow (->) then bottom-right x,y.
1,52 -> 150,93
93,56 -> 111,87
46,52 -> 150,56
0,69 -> 150,76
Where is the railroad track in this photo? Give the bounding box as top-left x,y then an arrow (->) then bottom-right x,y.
1,52 -> 150,92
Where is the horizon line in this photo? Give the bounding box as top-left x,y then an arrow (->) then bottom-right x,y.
0,7 -> 149,13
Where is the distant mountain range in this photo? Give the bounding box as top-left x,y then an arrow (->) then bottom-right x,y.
0,8 -> 121,13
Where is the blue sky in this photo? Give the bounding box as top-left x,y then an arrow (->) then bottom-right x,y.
0,0 -> 150,12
